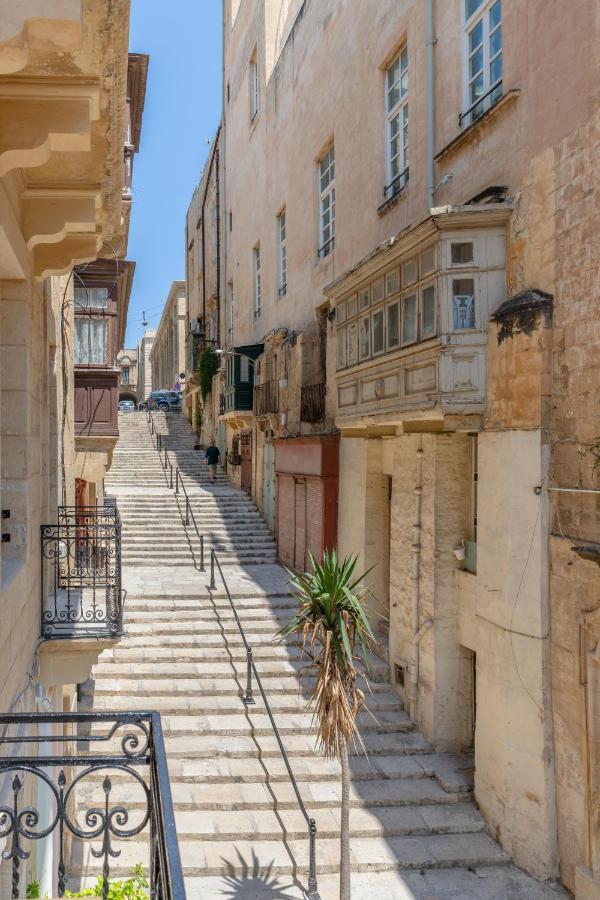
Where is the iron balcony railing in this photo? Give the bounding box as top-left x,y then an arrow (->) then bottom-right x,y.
41,505 -> 123,640
253,380 -> 279,417
459,79 -> 503,128
383,164 -> 409,201
219,393 -> 226,415
144,409 -> 321,899
300,382 -> 326,423
0,711 -> 185,900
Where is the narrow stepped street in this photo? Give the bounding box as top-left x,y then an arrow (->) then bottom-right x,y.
80,412 -> 566,899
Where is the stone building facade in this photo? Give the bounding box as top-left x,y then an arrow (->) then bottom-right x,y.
117,345 -> 140,405
0,1 -> 142,891
217,0 -> 600,895
137,328 -> 155,402
150,281 -> 187,392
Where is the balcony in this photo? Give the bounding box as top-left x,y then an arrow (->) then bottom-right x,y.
221,344 -> 263,424
0,711 -> 185,898
254,380 -> 279,417
301,382 -> 326,423
74,369 -> 119,438
41,505 -> 123,640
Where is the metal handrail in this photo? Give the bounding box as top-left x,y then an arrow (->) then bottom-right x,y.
459,79 -> 503,126
209,549 -> 320,900
144,408 -> 319,898
146,409 -> 205,570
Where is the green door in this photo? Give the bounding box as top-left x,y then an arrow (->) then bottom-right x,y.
263,433 -> 275,532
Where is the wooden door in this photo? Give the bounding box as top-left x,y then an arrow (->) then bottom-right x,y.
240,431 -> 252,494
294,478 -> 306,570
262,434 -> 275,532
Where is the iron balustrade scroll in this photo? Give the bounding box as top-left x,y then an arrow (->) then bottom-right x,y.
41,505 -> 123,639
0,711 -> 185,900
209,550 -> 321,900
145,409 -> 205,570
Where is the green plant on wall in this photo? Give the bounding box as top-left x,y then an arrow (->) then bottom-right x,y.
196,347 -> 219,401
65,863 -> 149,899
195,406 -> 203,435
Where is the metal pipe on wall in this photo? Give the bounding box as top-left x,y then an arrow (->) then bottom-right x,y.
408,440 -> 424,720
425,0 -> 435,209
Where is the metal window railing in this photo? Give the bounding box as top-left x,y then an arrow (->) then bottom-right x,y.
383,165 -> 409,201
144,408 -> 320,899
300,382 -> 326,423
459,79 -> 503,128
41,504 -> 123,640
0,711 -> 185,900
317,236 -> 335,258
253,380 -> 279,417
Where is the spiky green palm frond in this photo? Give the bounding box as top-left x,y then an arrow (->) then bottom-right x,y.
278,549 -> 374,759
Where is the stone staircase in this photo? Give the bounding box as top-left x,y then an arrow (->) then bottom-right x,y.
78,411 -> 566,899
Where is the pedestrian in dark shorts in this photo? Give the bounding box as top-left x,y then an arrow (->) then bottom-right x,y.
205,441 -> 221,483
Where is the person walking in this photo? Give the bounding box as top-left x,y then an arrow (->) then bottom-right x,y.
205,440 -> 221,484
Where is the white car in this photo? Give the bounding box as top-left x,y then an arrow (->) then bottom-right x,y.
118,400 -> 135,412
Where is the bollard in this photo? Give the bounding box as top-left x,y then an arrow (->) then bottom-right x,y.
243,647 -> 256,706
200,535 -> 205,571
169,463 -> 174,489
306,819 -> 320,899
185,498 -> 190,527
175,469 -> 180,495
209,550 -> 216,590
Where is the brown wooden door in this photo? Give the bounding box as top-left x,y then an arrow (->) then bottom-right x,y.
294,478 -> 306,570
240,431 -> 252,494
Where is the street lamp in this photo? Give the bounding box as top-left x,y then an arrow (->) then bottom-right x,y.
214,348 -> 256,367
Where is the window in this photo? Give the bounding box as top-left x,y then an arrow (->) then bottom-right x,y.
385,47 -> 409,198
121,366 -> 130,384
337,327 -> 347,369
74,286 -> 109,309
401,293 -> 418,345
452,278 -> 476,329
463,0 -> 502,126
451,241 -> 474,265
240,356 -> 250,382
359,286 -> 370,311
387,301 -> 400,349
74,318 -> 107,365
359,316 -> 370,360
318,145 -> 335,256
421,285 -> 436,338
250,52 -> 259,121
372,309 -> 384,354
253,245 -> 261,317
277,209 -> 287,295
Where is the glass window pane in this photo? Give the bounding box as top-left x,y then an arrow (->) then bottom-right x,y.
337,327 -> 347,368
347,321 -> 358,366
490,24 -> 502,57
452,279 -> 476,329
421,285 -> 436,338
347,294 -> 358,318
466,0 -> 484,17
359,287 -> 370,310
402,258 -> 417,286
337,300 -> 346,324
372,278 -> 384,304
451,242 -> 474,264
372,310 -> 384,354
469,19 -> 483,51
359,316 -> 370,360
400,46 -> 408,73
469,47 -> 484,80
470,73 -> 485,104
74,318 -> 107,364
74,286 -> 109,309
387,302 -> 400,348
490,54 -> 502,84
420,246 -> 436,274
402,294 -> 417,344
386,269 -> 400,295
489,0 -> 502,29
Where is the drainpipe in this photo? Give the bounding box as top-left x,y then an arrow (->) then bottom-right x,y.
408,441 -> 424,720
425,0 -> 435,209
35,684 -> 55,899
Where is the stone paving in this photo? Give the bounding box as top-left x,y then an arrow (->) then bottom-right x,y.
76,412 -> 568,898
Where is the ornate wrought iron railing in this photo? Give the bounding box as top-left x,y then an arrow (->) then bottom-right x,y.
300,382 -> 326,423
41,505 -> 123,640
0,711 -> 185,899
253,380 -> 279,417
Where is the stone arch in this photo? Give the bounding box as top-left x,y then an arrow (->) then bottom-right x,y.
119,390 -> 138,407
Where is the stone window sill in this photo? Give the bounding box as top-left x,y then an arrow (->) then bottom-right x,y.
435,89 -> 521,162
377,184 -> 408,217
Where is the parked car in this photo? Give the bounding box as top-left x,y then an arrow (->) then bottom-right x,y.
144,390 -> 181,411
118,399 -> 135,412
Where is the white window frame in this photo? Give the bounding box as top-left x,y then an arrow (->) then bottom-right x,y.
318,145 -> 335,257
253,245 -> 261,318
250,51 -> 259,122
277,208 -> 287,296
385,46 -> 409,197
463,0 -> 502,126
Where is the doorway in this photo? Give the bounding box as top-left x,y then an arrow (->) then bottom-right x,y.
262,430 -> 275,532
240,430 -> 252,494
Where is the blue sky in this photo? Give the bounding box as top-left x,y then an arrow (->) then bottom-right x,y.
125,0 -> 222,347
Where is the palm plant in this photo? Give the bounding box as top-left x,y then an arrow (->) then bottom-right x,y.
278,549 -> 374,900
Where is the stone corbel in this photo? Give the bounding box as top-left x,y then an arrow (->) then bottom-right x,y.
0,82 -> 100,177
33,231 -> 102,281
0,0 -> 83,74
22,186 -> 101,249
